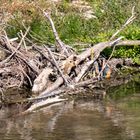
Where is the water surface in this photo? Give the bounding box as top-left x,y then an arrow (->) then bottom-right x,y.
0,78 -> 140,140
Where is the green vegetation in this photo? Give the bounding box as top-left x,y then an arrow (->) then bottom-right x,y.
1,0 -> 140,63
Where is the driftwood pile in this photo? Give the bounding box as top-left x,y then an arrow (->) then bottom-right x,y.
0,8 -> 140,112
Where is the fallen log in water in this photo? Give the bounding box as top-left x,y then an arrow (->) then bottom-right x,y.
0,6 -> 140,113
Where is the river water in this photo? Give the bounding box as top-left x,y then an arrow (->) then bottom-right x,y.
0,77 -> 140,140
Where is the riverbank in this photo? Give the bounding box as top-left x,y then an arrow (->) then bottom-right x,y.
0,0 -> 140,112
0,66 -> 139,108
0,71 -> 140,140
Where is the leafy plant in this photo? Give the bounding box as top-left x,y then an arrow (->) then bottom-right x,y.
3,0 -> 140,63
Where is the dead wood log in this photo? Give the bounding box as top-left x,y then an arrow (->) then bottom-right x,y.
75,37 -> 123,82
32,68 -> 53,94
44,12 -> 71,56
39,76 -> 64,97
31,38 -> 140,98
116,40 -> 140,46
76,37 -> 123,65
75,59 -> 95,82
45,46 -> 69,85
29,77 -> 99,103
75,39 -> 140,68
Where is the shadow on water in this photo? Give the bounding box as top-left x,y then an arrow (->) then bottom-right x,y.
0,74 -> 140,140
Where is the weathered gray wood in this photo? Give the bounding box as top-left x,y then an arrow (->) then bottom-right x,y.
39,77 -> 64,97
32,68 -> 53,94
75,37 -> 123,82
44,12 -> 70,56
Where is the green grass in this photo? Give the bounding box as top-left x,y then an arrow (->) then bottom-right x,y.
4,0 -> 140,63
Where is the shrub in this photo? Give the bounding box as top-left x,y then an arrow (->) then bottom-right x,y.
2,0 -> 140,63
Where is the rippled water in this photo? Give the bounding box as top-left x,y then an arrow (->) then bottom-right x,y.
0,79 -> 140,140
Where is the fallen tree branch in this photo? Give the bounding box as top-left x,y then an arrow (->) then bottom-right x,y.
32,68 -> 53,94
116,40 -> 140,46
75,37 -> 123,82
45,46 -> 69,85
44,12 -> 70,56
39,76 -> 64,97
110,6 -> 136,40
0,27 -> 30,65
75,59 -> 95,82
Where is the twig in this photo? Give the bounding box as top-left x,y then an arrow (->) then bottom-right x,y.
52,52 -> 67,59
20,30 -> 28,52
98,37 -> 123,77
110,6 -> 136,40
44,45 -> 69,85
18,64 -> 33,87
0,27 -> 30,65
3,30 -> 13,51
43,11 -> 70,56
32,45 -> 56,66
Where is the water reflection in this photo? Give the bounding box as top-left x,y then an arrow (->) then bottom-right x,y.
0,97 -> 140,140
0,79 -> 140,140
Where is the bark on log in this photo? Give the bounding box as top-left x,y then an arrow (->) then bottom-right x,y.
117,40 -> 140,46
32,39 -> 140,99
75,37 -> 123,82
39,77 -> 64,97
32,68 -> 53,94
76,38 -> 123,65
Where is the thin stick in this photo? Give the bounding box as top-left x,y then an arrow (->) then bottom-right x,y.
20,30 -> 28,52
43,11 -> 69,56
44,45 -> 69,85
32,45 -> 56,66
98,37 -> 123,77
110,6 -> 136,40
0,27 -> 30,65
18,63 -> 33,87
3,30 -> 13,50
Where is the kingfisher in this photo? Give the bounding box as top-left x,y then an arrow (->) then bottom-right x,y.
103,65 -> 112,79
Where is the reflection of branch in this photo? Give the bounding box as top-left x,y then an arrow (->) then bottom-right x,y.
47,106 -> 64,132
110,6 -> 136,40
104,103 -> 135,139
